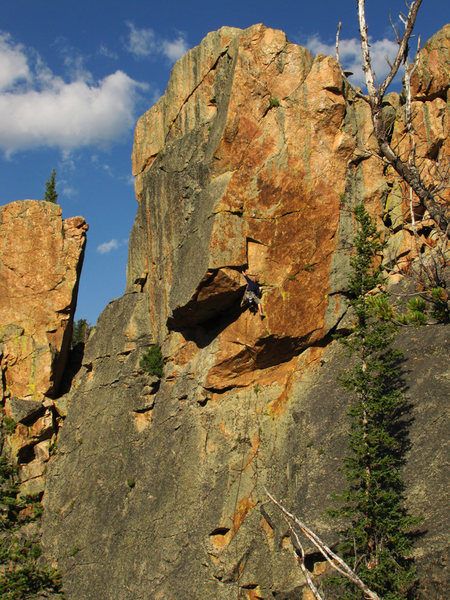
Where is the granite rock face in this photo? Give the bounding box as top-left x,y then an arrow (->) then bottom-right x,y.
411,23 -> 450,100
131,26 -> 351,347
42,25 -> 449,599
0,199 -> 87,493
387,24 -> 450,252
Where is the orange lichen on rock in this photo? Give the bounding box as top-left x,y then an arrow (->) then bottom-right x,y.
134,410 -> 153,433
210,494 -> 258,553
410,24 -> 450,99
0,200 -> 87,401
230,495 -> 258,536
244,585 -> 264,600
209,527 -> 233,551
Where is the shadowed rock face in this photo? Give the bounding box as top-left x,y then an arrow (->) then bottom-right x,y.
42,25 -> 449,599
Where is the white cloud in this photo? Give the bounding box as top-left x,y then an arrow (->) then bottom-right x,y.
97,238 -> 128,254
0,33 -> 30,91
98,44 -> 118,60
61,184 -> 76,197
126,22 -> 156,56
97,239 -> 119,254
0,33 -> 147,155
306,35 -> 401,87
125,23 -> 188,62
162,36 -> 189,62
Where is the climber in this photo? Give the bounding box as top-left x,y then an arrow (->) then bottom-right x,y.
241,270 -> 265,317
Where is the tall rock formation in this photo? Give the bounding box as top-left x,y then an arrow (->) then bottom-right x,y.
0,200 -> 87,494
42,25 -> 449,599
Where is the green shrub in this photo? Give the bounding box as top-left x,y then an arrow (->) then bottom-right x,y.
269,97 -> 280,108
406,296 -> 428,326
400,289 -> 449,325
2,417 -> 17,434
431,286 -> 449,322
368,295 -> 394,320
140,344 -> 164,378
49,438 -> 58,455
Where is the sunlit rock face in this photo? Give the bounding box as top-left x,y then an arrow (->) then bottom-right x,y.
411,23 -> 450,99
0,199 -> 87,493
130,24 -> 356,382
41,24 -> 449,600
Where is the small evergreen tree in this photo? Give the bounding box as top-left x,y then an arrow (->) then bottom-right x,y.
330,204 -> 419,600
72,318 -> 92,346
44,169 -> 58,203
0,454 -> 63,598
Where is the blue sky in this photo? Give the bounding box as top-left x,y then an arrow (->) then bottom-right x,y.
1,0 -> 448,326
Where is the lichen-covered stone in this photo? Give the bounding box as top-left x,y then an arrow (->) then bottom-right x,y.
8,397 -> 43,424
0,199 -> 87,492
41,24 -> 449,600
129,24 -> 354,374
411,24 -> 450,100
0,200 -> 88,400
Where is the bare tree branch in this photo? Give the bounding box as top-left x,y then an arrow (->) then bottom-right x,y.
357,0 -> 449,237
264,487 -> 382,600
378,0 -> 422,96
404,35 -> 421,136
389,9 -> 401,44
357,0 -> 378,97
335,21 -> 342,66
289,524 -> 325,600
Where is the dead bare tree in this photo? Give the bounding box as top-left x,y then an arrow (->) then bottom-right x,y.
391,6 -> 448,306
336,0 -> 449,317
356,0 -> 449,237
264,488 -> 382,600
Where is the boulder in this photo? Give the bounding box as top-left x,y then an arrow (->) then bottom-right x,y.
7,397 -> 43,424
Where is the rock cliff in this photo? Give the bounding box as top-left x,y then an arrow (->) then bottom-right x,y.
41,25 -> 448,599
0,199 -> 87,494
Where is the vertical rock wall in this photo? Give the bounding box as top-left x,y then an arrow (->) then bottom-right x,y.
42,25 -> 449,599
0,200 -> 87,494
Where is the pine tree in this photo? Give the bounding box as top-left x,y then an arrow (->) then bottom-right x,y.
44,169 -> 58,203
72,318 -> 91,346
330,204 -> 419,600
0,454 -> 63,597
